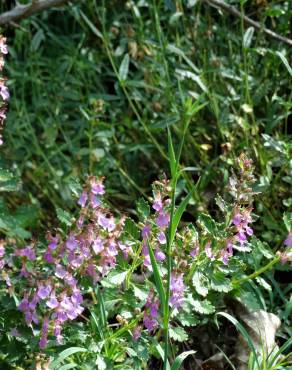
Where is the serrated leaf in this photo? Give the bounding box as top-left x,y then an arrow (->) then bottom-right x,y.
169,326 -> 188,342
197,213 -> 217,234
136,198 -> 150,220
56,208 -> 73,227
188,295 -> 215,314
192,271 -> 209,297
178,312 -> 199,327
210,272 -> 232,293
106,270 -> 128,286
119,53 -> 130,81
124,218 -> 140,239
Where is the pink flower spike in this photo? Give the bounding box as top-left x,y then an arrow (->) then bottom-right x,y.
157,231 -> 166,244
232,213 -> 241,226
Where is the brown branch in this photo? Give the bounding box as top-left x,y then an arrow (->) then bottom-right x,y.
0,0 -> 71,26
204,0 -> 292,47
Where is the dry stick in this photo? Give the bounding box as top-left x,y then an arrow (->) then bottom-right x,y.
205,0 -> 292,47
0,0 -> 71,26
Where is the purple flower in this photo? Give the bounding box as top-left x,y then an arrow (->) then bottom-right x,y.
98,214 -> 116,232
155,248 -> 166,262
142,225 -> 151,239
157,231 -> 166,244
190,246 -> 199,257
92,238 -> 104,254
77,191 -> 88,207
156,211 -> 170,228
132,325 -> 142,341
37,284 -> 52,299
205,242 -> 215,260
16,246 -> 36,261
153,193 -> 163,212
0,38 -> 8,54
89,193 -> 101,208
66,235 -> 78,251
143,293 -> 159,332
284,232 -> 292,247
0,83 -> 9,101
46,296 -> 59,309
55,264 -> 67,279
170,273 -> 185,308
48,236 -> 59,250
232,213 -> 241,226
91,180 -> 105,195
236,231 -> 247,244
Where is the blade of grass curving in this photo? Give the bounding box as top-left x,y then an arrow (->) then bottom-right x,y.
268,337 -> 292,365
49,347 -> 88,370
155,341 -> 170,369
216,312 -> 260,369
169,179 -> 200,246
147,239 -> 166,312
95,284 -> 107,328
171,350 -> 196,370
59,365 -> 77,370
167,127 -> 176,178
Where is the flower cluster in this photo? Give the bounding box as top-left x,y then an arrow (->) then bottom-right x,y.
13,177 -> 130,348
0,36 -> 9,145
143,291 -> 160,331
141,180 -> 170,269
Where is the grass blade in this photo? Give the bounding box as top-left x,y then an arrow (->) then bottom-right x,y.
167,127 -> 176,178
147,239 -> 166,312
171,350 -> 196,370
49,347 -> 88,370
216,312 -> 260,369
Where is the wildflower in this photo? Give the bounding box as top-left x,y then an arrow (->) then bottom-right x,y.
66,234 -> 78,251
142,224 -> 151,239
132,325 -> 142,341
0,83 -> 9,101
155,248 -> 166,262
205,242 -> 215,260
91,179 -> 105,195
284,231 -> 292,247
77,191 -> 88,207
39,317 -> 49,350
156,211 -> 170,228
0,37 -> 8,54
190,245 -> 199,257
153,192 -> 163,211
170,273 -> 185,308
37,284 -> 52,300
143,292 -> 159,332
157,231 -> 167,244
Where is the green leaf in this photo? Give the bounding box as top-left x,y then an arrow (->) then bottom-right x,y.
197,213 -> 217,234
188,295 -> 215,314
124,218 -> 140,239
178,312 -> 199,327
96,354 -> 107,370
106,270 -> 128,286
210,271 -> 232,293
59,365 -> 77,370
192,271 -> 209,297
133,285 -> 148,301
136,198 -> 150,220
243,27 -> 255,48
169,326 -> 188,342
171,350 -> 196,370
168,127 -> 177,178
49,347 -> 88,370
56,208 -> 73,227
147,240 -> 165,312
0,169 -> 20,192
79,10 -> 103,39
119,53 -> 130,81
276,51 -> 292,76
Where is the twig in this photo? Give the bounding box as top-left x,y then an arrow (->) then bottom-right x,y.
204,0 -> 292,47
0,0 -> 71,26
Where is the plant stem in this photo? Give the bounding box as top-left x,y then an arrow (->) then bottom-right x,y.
233,256 -> 280,285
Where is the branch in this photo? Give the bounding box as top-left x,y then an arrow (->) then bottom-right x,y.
205,0 -> 292,47
0,0 -> 71,26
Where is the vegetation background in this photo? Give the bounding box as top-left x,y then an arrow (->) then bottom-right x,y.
0,0 -> 291,368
